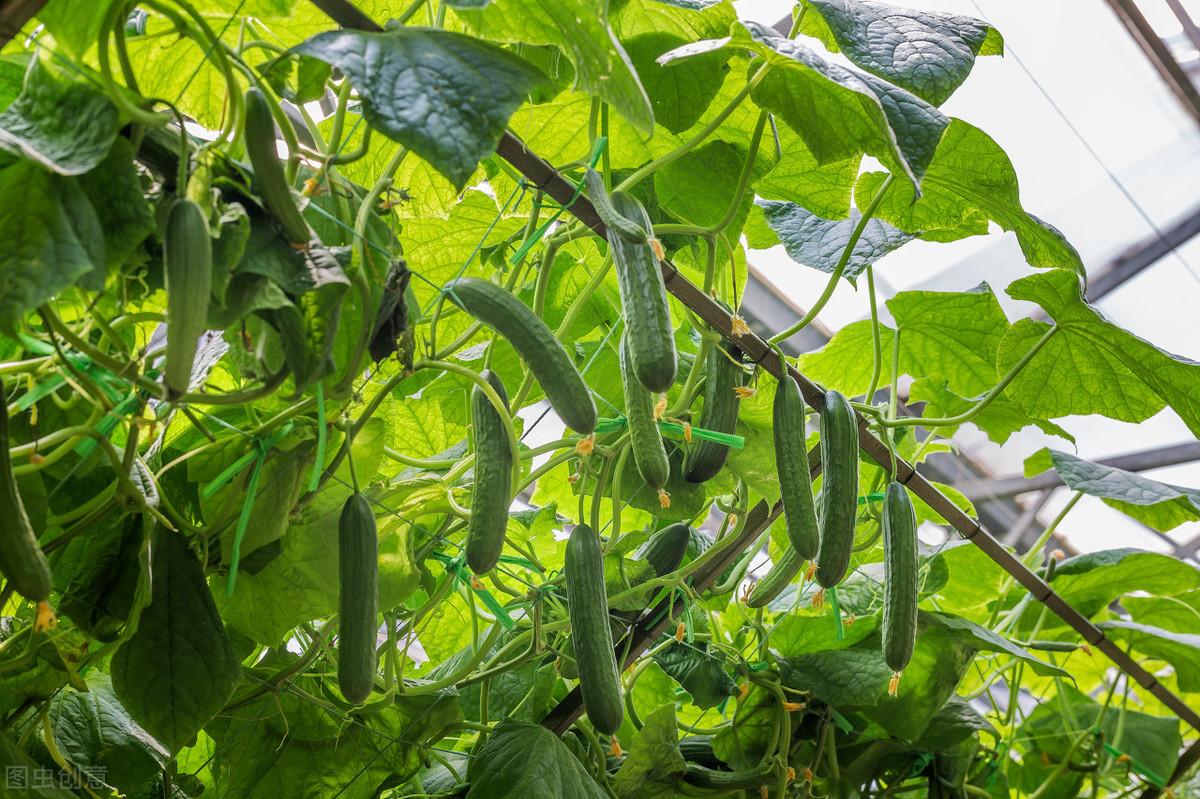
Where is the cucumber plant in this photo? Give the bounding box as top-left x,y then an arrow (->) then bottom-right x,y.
0,2 -> 1189,798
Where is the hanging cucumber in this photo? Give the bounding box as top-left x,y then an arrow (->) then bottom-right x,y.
815,390 -> 858,589
882,481 -> 918,692
445,278 -> 597,434
583,169 -> 648,244
774,375 -> 819,559
0,378 -> 52,614
635,522 -> 692,577
163,199 -> 213,399
244,86 -> 311,246
746,545 -> 804,608
565,523 -> 624,735
466,370 -> 513,575
608,191 -> 676,392
338,492 -> 378,704
685,340 -> 744,483
619,335 -> 669,493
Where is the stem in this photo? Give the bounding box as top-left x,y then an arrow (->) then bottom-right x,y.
708,111 -> 767,235
865,265 -> 884,401
879,325 -> 1059,428
769,175 -> 895,345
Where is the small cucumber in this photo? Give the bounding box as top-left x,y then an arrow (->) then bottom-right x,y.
163,199 -> 213,398
0,377 -> 52,604
609,191 -> 677,392
635,522 -> 692,577
583,169 -> 647,244
466,370 -> 513,575
683,761 -> 775,790
338,492 -> 379,704
620,335 -> 669,491
445,278 -> 597,434
881,481 -> 918,674
244,86 -> 311,246
774,374 -> 819,559
685,341 -> 744,483
565,523 -> 624,735
815,390 -> 858,589
746,545 -> 803,608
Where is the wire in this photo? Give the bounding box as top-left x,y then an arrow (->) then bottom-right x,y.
969,0 -> 1200,288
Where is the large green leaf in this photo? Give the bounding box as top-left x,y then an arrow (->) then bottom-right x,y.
0,58 -> 119,175
1050,548 -> 1200,617
49,675 -> 170,795
110,526 -> 242,752
752,122 -> 861,219
1125,590 -> 1200,635
857,120 -> 1083,271
294,28 -> 543,187
799,0 -> 1002,106
75,139 -> 154,273
612,704 -> 688,798
1099,620 -> 1200,693
1026,448 -> 1200,532
756,199 -> 913,278
0,159 -> 104,331
736,20 -> 947,185
623,31 -> 728,134
467,720 -> 609,798
922,611 -> 1065,677
36,0 -> 117,57
655,140 -> 757,231
800,284 -> 1015,398
1001,269 -> 1200,436
455,0 -> 654,135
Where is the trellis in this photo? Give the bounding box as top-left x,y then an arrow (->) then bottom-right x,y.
0,0 -> 1195,794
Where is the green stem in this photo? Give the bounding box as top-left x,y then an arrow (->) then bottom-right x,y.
864,265 -> 884,401
769,175 -> 895,344
709,111 -> 767,235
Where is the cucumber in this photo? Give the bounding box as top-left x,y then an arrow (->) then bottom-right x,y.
678,735 -> 725,769
163,199 -> 213,398
746,545 -> 803,608
244,86 -> 311,246
683,761 -> 775,790
0,377 -> 50,603
881,481 -> 918,674
583,169 -> 647,244
635,522 -> 692,577
685,341 -> 743,483
815,390 -> 858,589
609,191 -> 677,392
466,370 -> 513,575
774,374 -> 819,559
619,335 -> 669,491
445,277 -> 597,434
338,492 -> 378,704
565,523 -> 624,735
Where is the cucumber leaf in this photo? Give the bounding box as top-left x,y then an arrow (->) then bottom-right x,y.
294,28 -> 544,188
467,720 -> 609,799
111,526 -> 242,753
799,0 -> 1002,106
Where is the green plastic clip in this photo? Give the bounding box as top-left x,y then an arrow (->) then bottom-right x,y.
431,551 -> 515,630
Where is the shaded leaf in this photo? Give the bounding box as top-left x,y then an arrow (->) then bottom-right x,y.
0,58 -> 119,175
294,28 -> 543,187
1099,620 -> 1200,693
455,0 -> 654,135
758,199 -> 913,279
467,720 -> 609,798
111,526 -> 242,752
800,0 -> 1002,105
653,642 -> 739,709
